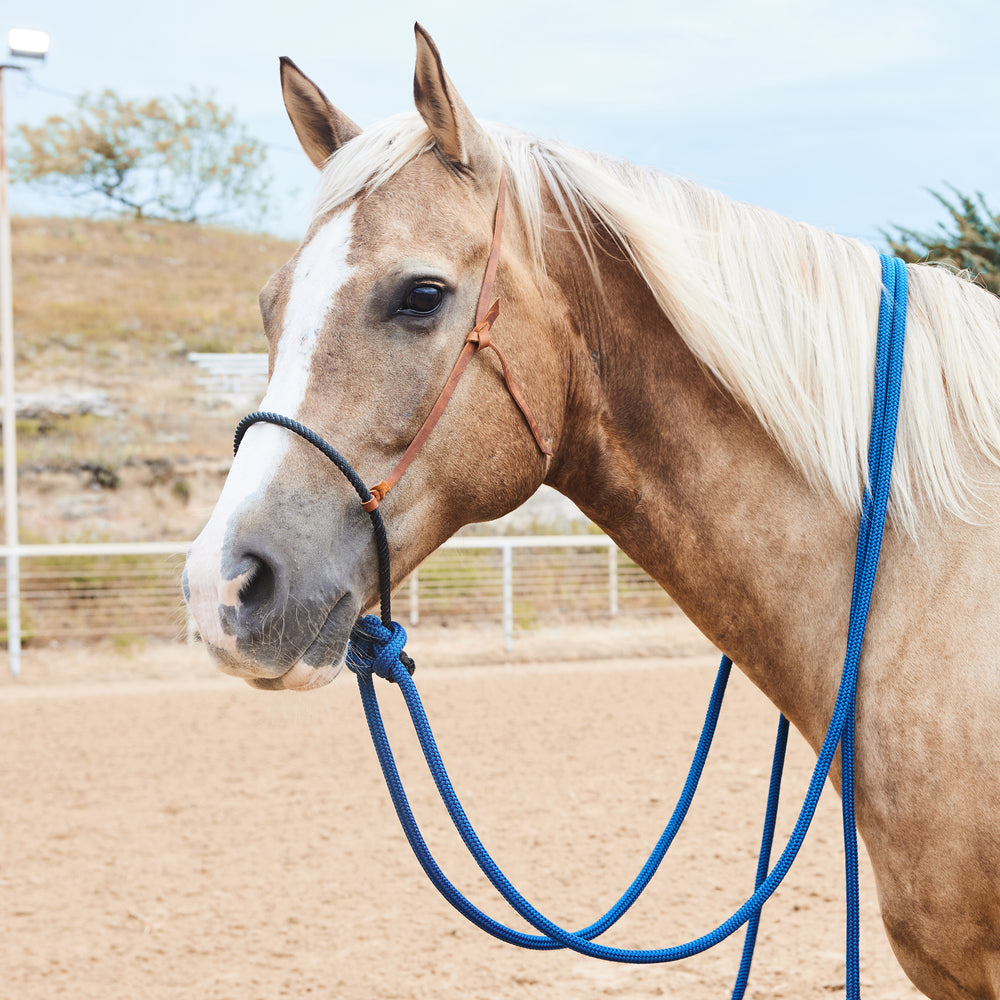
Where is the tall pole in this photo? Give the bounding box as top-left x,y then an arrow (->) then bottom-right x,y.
0,66 -> 22,677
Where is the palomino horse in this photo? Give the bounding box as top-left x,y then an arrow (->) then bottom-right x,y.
184,25 -> 1000,999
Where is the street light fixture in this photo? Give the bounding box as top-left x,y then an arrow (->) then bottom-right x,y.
8,28 -> 50,60
1,27 -> 49,677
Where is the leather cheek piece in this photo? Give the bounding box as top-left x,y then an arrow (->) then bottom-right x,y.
362,168 -> 552,511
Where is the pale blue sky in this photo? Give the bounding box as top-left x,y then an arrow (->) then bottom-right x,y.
6,0 -> 999,245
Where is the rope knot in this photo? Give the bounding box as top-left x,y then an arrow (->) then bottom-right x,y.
346,615 -> 413,681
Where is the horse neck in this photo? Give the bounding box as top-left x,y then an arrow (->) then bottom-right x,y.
541,226 -> 858,747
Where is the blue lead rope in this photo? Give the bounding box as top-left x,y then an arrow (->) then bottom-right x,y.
236,254 -> 908,995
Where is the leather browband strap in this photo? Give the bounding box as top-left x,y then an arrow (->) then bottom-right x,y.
361,169 -> 552,513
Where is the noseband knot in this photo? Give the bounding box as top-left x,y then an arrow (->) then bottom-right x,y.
346,615 -> 412,680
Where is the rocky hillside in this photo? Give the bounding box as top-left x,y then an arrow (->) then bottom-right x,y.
11,216 -> 295,543
9,216 -> 587,545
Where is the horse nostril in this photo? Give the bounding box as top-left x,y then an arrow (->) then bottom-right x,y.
237,555 -> 277,617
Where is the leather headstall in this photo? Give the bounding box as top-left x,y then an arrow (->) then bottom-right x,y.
361,168 -> 553,513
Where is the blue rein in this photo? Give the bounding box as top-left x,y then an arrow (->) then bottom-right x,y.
234,253 -> 908,996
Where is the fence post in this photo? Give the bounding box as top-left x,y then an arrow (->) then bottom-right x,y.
608,542 -> 619,617
409,568 -> 420,626
1,71 -> 21,678
502,541 -> 513,654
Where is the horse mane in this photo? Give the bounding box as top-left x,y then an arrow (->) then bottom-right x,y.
314,112 -> 1000,534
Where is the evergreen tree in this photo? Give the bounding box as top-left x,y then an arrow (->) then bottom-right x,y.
885,186 -> 1000,296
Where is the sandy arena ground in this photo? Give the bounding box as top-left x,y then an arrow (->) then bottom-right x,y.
0,619 -> 924,999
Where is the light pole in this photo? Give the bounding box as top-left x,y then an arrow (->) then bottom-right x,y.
1,27 -> 49,677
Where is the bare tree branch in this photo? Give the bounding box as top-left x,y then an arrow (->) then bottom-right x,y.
12,89 -> 272,227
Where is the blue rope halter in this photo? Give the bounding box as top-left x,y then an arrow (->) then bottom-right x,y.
233,253 -> 908,996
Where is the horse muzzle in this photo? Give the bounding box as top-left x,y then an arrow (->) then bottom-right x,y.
183,531 -> 363,691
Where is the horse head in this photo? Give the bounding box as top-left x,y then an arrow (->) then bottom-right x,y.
183,26 -> 563,689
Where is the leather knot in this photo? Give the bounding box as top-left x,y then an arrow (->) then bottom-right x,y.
469,299 -> 500,351
470,323 -> 492,350
362,479 -> 390,512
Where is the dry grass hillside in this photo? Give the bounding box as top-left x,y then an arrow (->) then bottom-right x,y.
14,216 -> 293,369
9,215 -> 587,545
11,216 -> 296,543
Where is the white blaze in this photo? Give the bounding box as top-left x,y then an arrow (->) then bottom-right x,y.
186,206 -> 357,650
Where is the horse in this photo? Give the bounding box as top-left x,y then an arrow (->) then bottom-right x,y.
183,24 -> 1000,999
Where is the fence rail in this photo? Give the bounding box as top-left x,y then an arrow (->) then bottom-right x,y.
0,535 -> 675,669
187,352 -> 268,395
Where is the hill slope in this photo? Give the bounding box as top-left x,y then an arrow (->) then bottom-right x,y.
9,216 -> 587,544
11,216 -> 296,543
14,216 -> 294,374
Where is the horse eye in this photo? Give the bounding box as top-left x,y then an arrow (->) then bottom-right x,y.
401,284 -> 444,315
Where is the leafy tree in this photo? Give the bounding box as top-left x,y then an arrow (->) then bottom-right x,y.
12,89 -> 272,226
885,186 -> 1000,296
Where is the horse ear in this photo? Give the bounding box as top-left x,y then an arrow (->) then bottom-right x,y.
413,24 -> 489,169
279,56 -> 361,169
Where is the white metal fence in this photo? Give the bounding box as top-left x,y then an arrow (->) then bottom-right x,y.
0,534 -> 675,672
187,352 -> 268,395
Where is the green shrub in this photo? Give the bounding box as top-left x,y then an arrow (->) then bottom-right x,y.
885,186 -> 1000,296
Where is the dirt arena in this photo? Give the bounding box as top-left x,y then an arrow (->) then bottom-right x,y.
1,619 -> 923,999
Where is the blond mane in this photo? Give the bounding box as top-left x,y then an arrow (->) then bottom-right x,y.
314,112 -> 1000,534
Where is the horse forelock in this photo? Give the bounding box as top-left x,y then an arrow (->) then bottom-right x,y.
310,111 -> 1000,535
